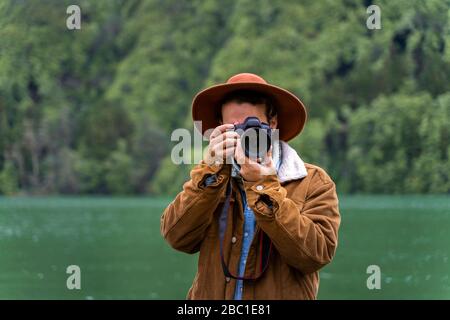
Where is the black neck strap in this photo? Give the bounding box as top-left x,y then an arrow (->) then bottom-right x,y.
219,179 -> 272,281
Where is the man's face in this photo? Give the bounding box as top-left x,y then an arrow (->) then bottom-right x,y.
221,101 -> 278,128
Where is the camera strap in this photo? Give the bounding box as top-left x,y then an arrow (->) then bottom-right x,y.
219,179 -> 273,281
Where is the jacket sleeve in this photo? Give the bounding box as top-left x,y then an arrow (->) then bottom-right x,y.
160,161 -> 230,254
243,170 -> 341,274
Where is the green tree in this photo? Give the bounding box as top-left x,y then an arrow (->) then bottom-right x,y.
348,93 -> 450,193
0,0 -> 449,195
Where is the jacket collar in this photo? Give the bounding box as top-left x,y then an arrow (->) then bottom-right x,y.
278,141 -> 308,183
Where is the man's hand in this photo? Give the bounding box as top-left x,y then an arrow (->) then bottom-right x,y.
204,124 -> 240,166
234,140 -> 276,182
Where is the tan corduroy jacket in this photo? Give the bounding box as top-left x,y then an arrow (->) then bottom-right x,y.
161,141 -> 341,299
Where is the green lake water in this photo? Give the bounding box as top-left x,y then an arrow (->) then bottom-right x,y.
0,195 -> 449,299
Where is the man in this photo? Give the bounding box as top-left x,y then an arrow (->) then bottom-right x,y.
161,73 -> 341,299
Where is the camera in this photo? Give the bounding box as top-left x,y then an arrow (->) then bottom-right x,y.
234,116 -> 272,160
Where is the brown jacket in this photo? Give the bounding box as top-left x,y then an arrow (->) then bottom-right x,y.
160,142 -> 340,299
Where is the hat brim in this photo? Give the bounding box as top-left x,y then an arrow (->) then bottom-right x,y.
192,82 -> 307,142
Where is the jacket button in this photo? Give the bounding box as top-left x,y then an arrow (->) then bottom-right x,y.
231,236 -> 237,244
256,185 -> 264,191
225,277 -> 231,283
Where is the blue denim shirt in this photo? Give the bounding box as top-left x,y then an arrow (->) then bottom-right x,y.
234,159 -> 281,300
233,188 -> 257,300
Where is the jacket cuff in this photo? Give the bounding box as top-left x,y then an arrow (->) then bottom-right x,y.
242,174 -> 284,219
191,160 -> 231,191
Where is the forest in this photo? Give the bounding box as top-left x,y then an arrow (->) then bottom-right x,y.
1,0 -> 449,195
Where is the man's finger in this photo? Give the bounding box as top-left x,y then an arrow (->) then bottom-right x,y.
217,138 -> 238,150
234,141 -> 247,165
210,131 -> 239,146
264,147 -> 273,166
223,147 -> 236,160
214,141 -> 236,154
210,124 -> 235,140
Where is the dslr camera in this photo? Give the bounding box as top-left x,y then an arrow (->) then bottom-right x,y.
233,116 -> 272,161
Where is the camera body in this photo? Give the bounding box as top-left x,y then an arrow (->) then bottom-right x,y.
234,116 -> 272,160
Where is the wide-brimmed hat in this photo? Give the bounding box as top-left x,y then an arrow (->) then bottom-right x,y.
191,73 -> 307,142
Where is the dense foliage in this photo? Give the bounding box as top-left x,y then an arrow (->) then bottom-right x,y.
0,0 -> 449,195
